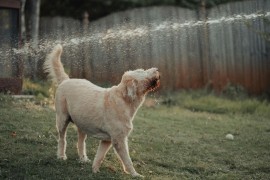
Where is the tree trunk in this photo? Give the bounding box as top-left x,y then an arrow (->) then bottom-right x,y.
30,0 -> 40,48
21,0 -> 26,44
25,0 -> 40,79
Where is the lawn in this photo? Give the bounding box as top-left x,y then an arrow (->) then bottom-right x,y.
0,91 -> 270,179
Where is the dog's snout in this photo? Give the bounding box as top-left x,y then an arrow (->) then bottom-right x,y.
148,67 -> 158,72
155,70 -> 160,80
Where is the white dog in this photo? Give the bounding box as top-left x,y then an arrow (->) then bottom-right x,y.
44,44 -> 160,177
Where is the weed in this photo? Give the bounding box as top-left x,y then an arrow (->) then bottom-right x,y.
221,83 -> 248,100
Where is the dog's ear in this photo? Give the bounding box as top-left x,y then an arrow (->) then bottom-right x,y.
126,79 -> 137,101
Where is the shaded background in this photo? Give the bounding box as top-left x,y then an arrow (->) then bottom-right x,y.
0,0 -> 269,95
40,0 -> 242,21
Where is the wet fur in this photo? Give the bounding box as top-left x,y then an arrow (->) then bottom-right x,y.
44,44 -> 160,177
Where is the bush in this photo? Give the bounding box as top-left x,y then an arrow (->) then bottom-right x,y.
221,83 -> 248,100
22,78 -> 55,106
161,88 -> 269,117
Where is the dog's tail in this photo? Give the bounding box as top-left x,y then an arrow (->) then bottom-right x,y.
43,44 -> 69,85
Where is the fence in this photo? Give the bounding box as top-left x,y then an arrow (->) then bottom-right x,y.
0,0 -> 22,94
37,0 -> 270,94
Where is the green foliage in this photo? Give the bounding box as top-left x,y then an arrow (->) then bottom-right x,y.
161,88 -> 270,117
23,79 -> 49,97
22,78 -> 55,106
221,83 -> 248,100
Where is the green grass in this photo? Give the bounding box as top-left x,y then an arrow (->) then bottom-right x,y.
0,92 -> 270,179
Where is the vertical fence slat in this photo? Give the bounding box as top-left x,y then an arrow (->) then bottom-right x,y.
37,0 -> 270,94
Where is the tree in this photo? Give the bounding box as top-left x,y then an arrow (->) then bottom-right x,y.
21,0 -> 41,79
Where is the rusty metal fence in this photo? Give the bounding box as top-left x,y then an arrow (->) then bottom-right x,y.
34,0 -> 270,94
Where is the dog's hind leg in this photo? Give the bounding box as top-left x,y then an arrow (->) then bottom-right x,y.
77,128 -> 90,162
56,113 -> 69,160
92,140 -> 112,173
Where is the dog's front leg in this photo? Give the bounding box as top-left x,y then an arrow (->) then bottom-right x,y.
77,128 -> 90,162
92,140 -> 112,173
112,137 -> 143,177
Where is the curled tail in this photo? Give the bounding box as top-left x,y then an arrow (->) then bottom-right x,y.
43,44 -> 69,85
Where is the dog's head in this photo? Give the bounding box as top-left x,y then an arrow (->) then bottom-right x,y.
121,68 -> 160,101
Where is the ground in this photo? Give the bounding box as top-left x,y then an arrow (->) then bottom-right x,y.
0,91 -> 270,179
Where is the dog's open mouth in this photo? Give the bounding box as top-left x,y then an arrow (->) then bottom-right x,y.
147,75 -> 160,92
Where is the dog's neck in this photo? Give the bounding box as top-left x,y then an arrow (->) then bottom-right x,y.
109,84 -> 146,119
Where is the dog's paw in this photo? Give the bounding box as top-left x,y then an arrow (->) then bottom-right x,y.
57,155 -> 67,160
79,156 -> 91,163
92,167 -> 99,173
131,172 -> 144,178
92,165 -> 100,173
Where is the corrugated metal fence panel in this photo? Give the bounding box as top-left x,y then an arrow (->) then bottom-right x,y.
38,0 -> 270,94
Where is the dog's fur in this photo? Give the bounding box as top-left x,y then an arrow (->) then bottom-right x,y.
44,44 -> 160,177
